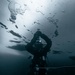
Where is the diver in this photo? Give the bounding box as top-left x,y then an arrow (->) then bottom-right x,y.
26,30 -> 52,75
26,30 -> 52,57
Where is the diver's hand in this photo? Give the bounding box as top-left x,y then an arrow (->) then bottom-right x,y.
34,30 -> 42,37
34,31 -> 39,38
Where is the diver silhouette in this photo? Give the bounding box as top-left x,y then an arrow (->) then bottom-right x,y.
25,30 -> 52,75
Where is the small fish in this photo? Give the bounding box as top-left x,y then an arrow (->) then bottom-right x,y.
9,30 -> 22,38
36,10 -> 44,15
9,40 -> 21,43
23,36 -> 26,39
27,29 -> 30,31
24,25 -> 26,27
9,18 -> 15,23
15,25 -> 18,29
0,22 -> 8,29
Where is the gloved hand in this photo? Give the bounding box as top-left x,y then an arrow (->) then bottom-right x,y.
34,30 -> 42,36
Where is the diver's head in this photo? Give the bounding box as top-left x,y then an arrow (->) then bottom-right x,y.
34,38 -> 43,50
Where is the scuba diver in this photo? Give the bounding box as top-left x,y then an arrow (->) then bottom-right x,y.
26,30 -> 52,75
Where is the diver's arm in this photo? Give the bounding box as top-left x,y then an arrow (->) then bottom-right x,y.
25,31 -> 40,54
40,33 -> 52,53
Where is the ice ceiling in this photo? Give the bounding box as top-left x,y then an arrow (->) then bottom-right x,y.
0,0 -> 60,46
0,0 -> 75,59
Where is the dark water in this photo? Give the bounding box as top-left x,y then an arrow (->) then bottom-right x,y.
0,53 -> 30,75
0,52 -> 75,75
